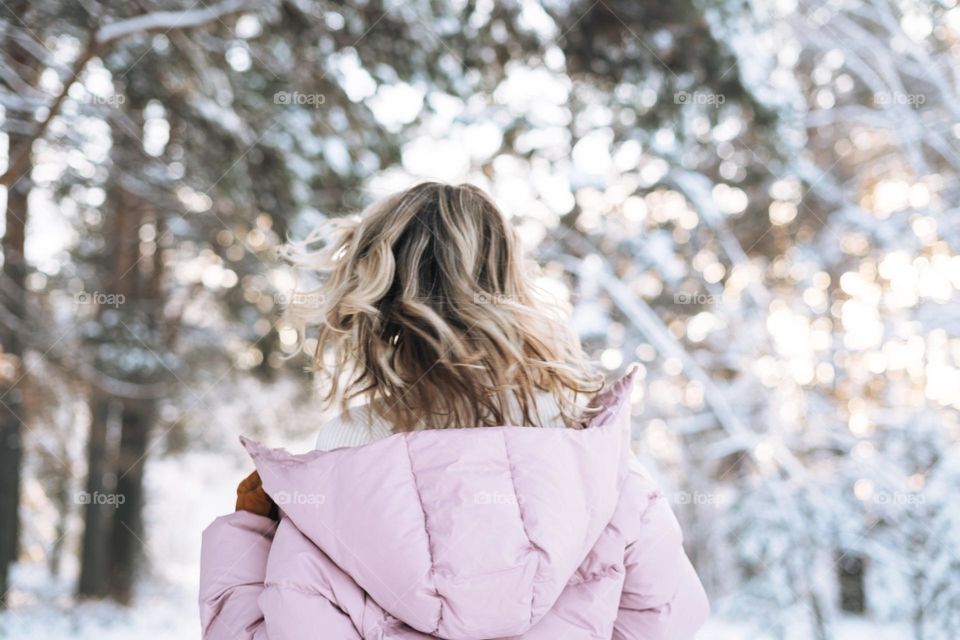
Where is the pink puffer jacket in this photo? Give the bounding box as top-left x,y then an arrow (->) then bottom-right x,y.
199,368 -> 709,639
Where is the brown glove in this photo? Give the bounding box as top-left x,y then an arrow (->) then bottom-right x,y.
235,470 -> 279,521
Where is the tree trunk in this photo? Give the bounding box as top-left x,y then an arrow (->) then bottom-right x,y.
107,398 -> 154,603
837,553 -> 866,614
77,392 -> 113,598
0,1 -> 38,605
0,130 -> 31,607
77,106 -> 163,603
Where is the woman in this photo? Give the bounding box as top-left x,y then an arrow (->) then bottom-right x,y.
199,182 -> 709,639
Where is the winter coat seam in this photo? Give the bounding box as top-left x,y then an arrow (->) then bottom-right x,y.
501,429 -> 544,626
402,435 -> 444,634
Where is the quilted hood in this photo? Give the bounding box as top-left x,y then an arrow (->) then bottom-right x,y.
240,367 -> 638,639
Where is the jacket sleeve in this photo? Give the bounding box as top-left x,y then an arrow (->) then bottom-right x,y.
201,511 -> 365,640
613,489 -> 710,640
257,518 -> 364,639
200,510 -> 277,640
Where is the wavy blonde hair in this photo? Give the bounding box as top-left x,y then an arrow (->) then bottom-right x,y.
284,182 -> 604,431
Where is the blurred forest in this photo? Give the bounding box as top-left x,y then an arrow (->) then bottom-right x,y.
1,0 -> 960,638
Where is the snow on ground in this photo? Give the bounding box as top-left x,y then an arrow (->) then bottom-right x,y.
0,566 -> 197,639
0,446 -> 247,639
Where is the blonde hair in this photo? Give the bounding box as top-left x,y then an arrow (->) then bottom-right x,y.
285,182 -> 604,432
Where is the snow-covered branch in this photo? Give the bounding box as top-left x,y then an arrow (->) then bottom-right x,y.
95,0 -> 255,44
0,0 -> 257,188
0,302 -> 171,400
593,262 -> 809,480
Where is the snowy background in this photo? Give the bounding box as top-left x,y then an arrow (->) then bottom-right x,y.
2,0 -> 960,638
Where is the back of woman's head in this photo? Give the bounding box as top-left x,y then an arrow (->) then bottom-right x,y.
287,181 -> 603,431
